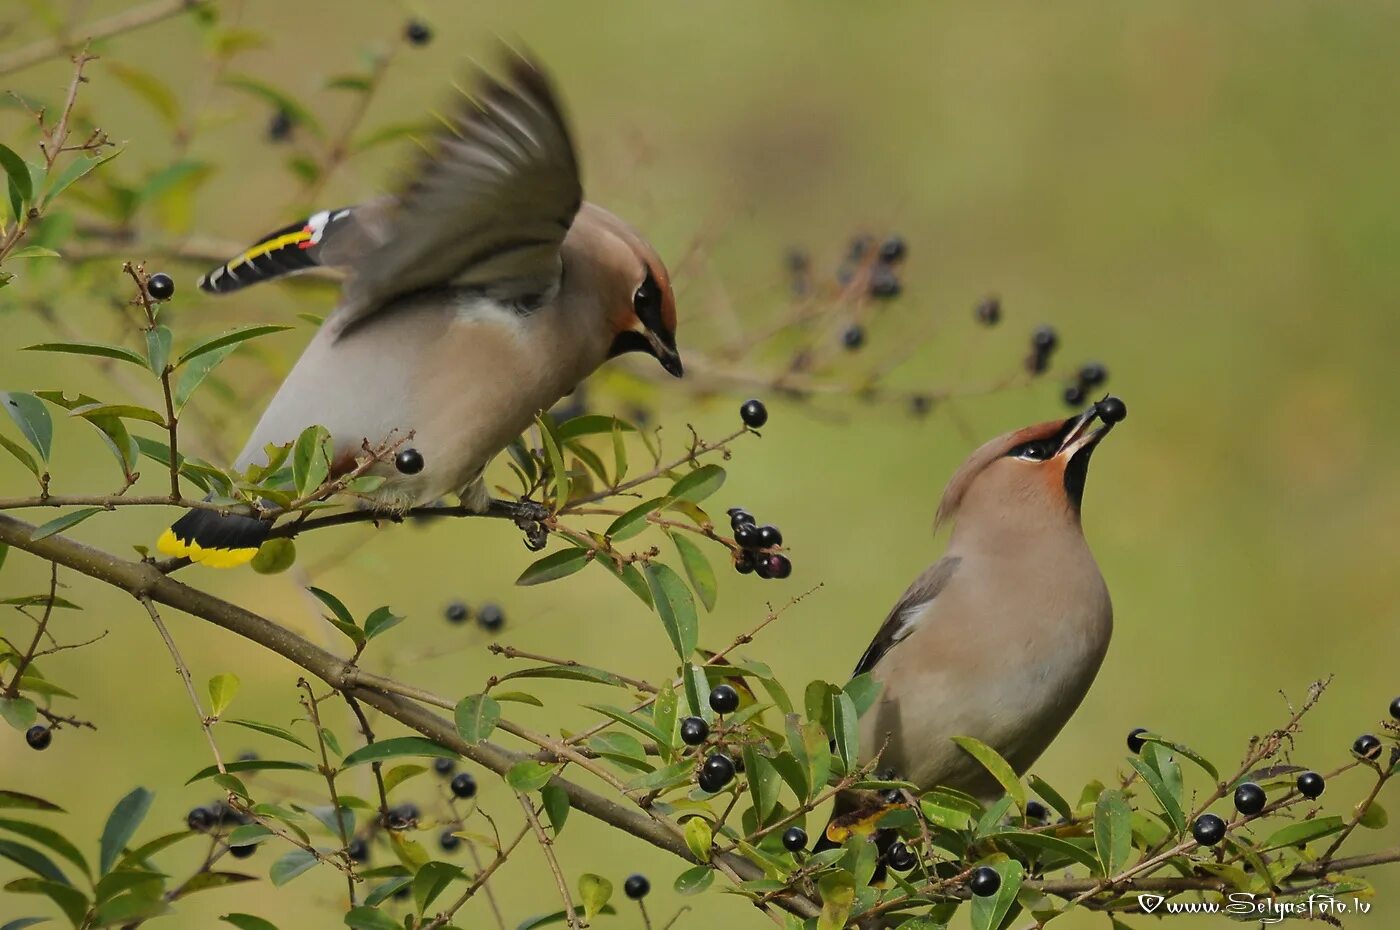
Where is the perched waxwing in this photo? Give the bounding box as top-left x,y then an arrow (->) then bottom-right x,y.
158,51 -> 682,567
822,396 -> 1127,851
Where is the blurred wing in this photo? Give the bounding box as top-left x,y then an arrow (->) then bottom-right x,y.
333,51 -> 583,332
851,556 -> 961,677
197,199 -> 393,295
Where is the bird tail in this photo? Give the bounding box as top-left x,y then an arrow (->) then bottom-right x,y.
197,206 -> 353,295
156,507 -> 269,568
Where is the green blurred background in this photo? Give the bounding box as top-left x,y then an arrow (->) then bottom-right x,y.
2,2 -> 1398,927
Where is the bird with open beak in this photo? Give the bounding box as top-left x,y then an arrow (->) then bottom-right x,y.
824,396 -> 1127,848
158,50 -> 682,567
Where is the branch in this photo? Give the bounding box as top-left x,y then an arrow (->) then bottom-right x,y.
0,0 -> 208,77
518,793 -> 579,930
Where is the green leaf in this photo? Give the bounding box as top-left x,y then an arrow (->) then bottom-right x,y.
291,425 -> 332,498
556,415 -> 636,441
673,865 -> 713,895
0,697 -> 37,731
186,759 -> 316,783
208,673 -> 240,716
343,905 -> 401,930
582,704 -> 668,748
516,548 -> 590,586
505,761 -> 558,793
0,839 -> 68,884
307,586 -> 355,626
4,878 -> 87,925
987,829 -> 1100,873
742,747 -> 782,826
0,791 -> 63,812
644,562 -> 698,660
537,414 -> 570,508
223,718 -> 312,752
221,76 -> 324,136
341,737 -> 456,768
516,907 -> 616,930
269,848 -> 318,886
1127,756 -> 1186,837
671,533 -> 717,611
221,915 -> 279,930
1027,774 -> 1073,821
0,434 -> 39,478
1260,815 -> 1345,850
5,246 -> 59,260
817,872 -> 855,930
541,785 -> 569,835
1,918 -> 52,930
176,325 -> 292,367
1358,799 -> 1388,829
145,326 -> 173,376
969,860 -> 1023,930
578,873 -> 612,922
1138,734 -> 1219,781
496,664 -> 624,688
42,147 -> 121,204
99,788 -> 153,876
68,402 -> 165,425
683,817 -> 712,862
250,538 -> 296,574
454,693 -> 500,744
107,63 -> 180,128
1,143 -> 33,219
605,497 -> 666,542
1093,788 -> 1133,876
952,736 -> 1026,810
413,860 -> 461,912
832,692 -> 859,773
2,393 -> 52,462
362,606 -> 401,640
22,342 -> 148,368
174,345 -> 235,410
668,464 -> 726,503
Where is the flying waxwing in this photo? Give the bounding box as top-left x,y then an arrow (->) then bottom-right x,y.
821,396 -> 1127,850
158,51 -> 682,567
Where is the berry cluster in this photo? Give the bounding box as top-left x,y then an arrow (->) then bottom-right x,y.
186,800 -> 258,858
727,507 -> 791,579
685,685 -> 746,793
1063,362 -> 1110,408
1025,325 -> 1058,374
836,235 -> 906,299
443,600 -> 505,631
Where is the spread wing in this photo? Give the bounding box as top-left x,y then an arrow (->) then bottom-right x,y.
851,556 -> 961,678
333,50 -> 583,331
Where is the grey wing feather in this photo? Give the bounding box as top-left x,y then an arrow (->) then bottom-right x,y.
332,52 -> 582,333
851,556 -> 961,677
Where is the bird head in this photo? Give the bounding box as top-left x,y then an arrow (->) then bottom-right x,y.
935,396 -> 1126,535
572,204 -> 682,377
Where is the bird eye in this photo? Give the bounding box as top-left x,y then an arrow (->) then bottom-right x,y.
633,271 -> 662,324
1009,441 -> 1053,461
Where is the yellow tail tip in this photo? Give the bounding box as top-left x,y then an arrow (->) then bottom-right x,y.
155,527 -> 258,568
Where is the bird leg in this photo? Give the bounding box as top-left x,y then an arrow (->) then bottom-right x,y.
485,498 -> 552,551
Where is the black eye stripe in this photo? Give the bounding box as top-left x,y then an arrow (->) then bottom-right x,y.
1007,440 -> 1053,461
633,270 -> 663,330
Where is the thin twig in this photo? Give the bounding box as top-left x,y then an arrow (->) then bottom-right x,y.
519,794 -> 580,930
299,679 -> 358,905
0,0 -> 207,77
138,595 -> 224,774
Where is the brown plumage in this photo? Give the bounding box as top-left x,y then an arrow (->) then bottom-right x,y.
827,400 -> 1125,846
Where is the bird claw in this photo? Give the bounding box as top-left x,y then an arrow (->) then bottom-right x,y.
487,498 -> 551,550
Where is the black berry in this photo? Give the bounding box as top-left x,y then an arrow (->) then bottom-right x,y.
754,557 -> 773,579
878,236 -> 906,264
765,555 -> 792,579
842,325 -> 866,350
267,109 -> 293,142
733,523 -> 759,548
680,716 -> 709,746
698,753 -> 735,792
1078,362 -> 1108,388
1025,800 -> 1049,823
1097,395 -> 1128,424
1032,325 -> 1058,352
886,841 -> 917,872
1126,727 -> 1149,754
782,826 -> 807,852
624,873 -> 651,899
405,19 -> 432,45
25,725 -> 51,750
728,507 -> 756,530
186,807 -> 214,832
434,757 -> 456,777
1063,384 -> 1085,408
1296,771 -> 1325,799
881,788 -> 903,804
477,603 -> 505,631
909,394 -> 932,417
451,772 -> 478,799
975,296 -> 1001,326
347,837 -> 369,862
1233,782 -> 1266,817
395,448 -> 424,475
1390,696 -> 1400,720
438,830 -> 461,852
740,399 -> 768,429
445,601 -> 469,624
228,841 -> 256,859
1353,733 -> 1382,760
868,264 -> 902,299
969,866 -> 1001,897
386,803 -> 419,830
734,550 -> 756,575
756,525 -> 783,548
709,684 -> 740,715
848,235 -> 874,260
146,273 -> 175,301
1191,813 -> 1226,847
785,249 -> 810,274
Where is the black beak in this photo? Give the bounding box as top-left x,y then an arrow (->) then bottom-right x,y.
1059,396 -> 1126,509
645,330 -> 684,378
